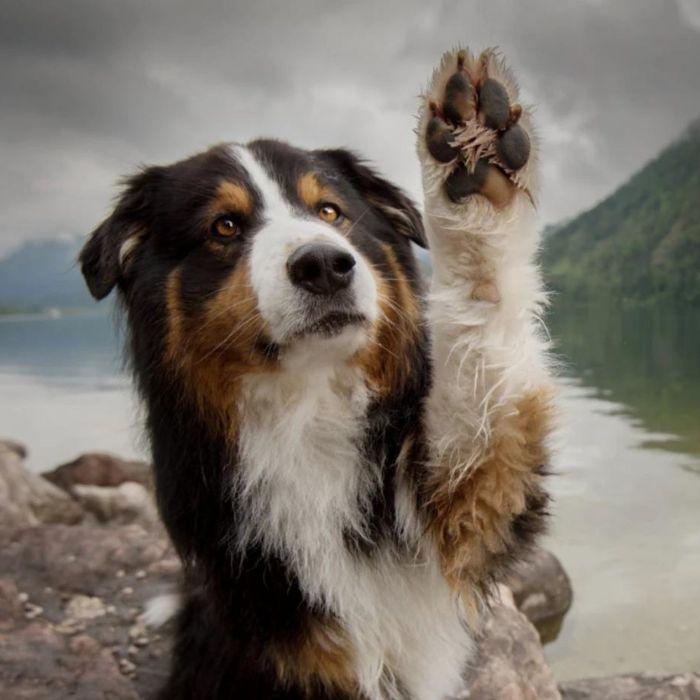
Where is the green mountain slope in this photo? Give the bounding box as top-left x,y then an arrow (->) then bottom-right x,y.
542,118 -> 700,304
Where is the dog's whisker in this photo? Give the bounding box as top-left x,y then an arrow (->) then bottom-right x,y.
193,312 -> 263,365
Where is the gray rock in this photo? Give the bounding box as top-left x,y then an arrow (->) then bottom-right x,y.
0,518 -> 566,700
42,452 -> 153,493
0,523 -> 180,699
560,672 -> 700,699
0,575 -> 140,699
0,437 -> 28,459
462,588 -> 561,699
0,440 -> 83,528
509,548 -> 573,644
72,481 -> 159,525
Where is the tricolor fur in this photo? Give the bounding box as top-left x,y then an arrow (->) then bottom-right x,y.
80,47 -> 553,700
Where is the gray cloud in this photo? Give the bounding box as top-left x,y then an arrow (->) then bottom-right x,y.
1,0 -> 698,255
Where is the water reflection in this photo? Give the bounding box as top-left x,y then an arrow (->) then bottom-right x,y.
0,312 -> 143,472
544,300 -> 700,680
548,300 -> 700,460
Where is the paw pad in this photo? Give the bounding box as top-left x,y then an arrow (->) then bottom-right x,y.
426,116 -> 460,163
424,50 -> 532,208
445,159 -> 512,209
496,124 -> 531,171
478,78 -> 510,130
444,160 -> 489,202
443,73 -> 476,125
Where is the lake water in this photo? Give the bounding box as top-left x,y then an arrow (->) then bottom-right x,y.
0,303 -> 698,681
544,301 -> 700,680
0,311 -> 145,471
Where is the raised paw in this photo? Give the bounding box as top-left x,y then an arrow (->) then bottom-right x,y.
420,48 -> 535,209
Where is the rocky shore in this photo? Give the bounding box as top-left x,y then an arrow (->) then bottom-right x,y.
1,439 -> 697,699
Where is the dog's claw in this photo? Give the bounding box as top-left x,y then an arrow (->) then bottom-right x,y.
508,104 -> 523,126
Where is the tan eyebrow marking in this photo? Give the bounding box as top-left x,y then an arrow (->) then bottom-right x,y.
297,172 -> 339,208
212,181 -> 254,216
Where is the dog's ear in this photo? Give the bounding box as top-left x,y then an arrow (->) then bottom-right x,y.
80,166 -> 163,300
317,149 -> 427,249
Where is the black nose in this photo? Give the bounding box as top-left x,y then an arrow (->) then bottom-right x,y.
287,243 -> 356,295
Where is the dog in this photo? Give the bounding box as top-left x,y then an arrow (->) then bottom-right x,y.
80,47 -> 553,700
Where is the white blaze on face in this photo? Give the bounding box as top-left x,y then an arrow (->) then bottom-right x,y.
233,146 -> 378,363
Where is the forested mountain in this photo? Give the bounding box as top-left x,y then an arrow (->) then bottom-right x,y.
542,118 -> 700,304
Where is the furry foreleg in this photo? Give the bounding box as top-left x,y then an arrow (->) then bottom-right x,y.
417,47 -> 555,611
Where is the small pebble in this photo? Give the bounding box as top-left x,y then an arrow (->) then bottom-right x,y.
24,602 -> 44,620
129,620 -> 149,642
119,658 -> 136,676
55,618 -> 86,636
69,635 -> 100,655
65,594 -> 107,620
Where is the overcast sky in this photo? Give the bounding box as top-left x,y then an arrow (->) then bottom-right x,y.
1,0 -> 699,256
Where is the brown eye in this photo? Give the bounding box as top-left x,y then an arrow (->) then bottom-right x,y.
318,203 -> 342,224
212,216 -> 239,239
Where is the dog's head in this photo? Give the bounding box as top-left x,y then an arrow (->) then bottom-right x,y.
81,140 -> 427,412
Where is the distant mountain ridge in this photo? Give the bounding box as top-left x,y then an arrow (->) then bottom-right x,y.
541,117 -> 700,304
0,238 -> 90,312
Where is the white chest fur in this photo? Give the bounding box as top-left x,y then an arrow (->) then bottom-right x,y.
235,366 -> 472,700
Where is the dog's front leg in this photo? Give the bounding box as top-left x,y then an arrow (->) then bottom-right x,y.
417,48 -> 554,612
